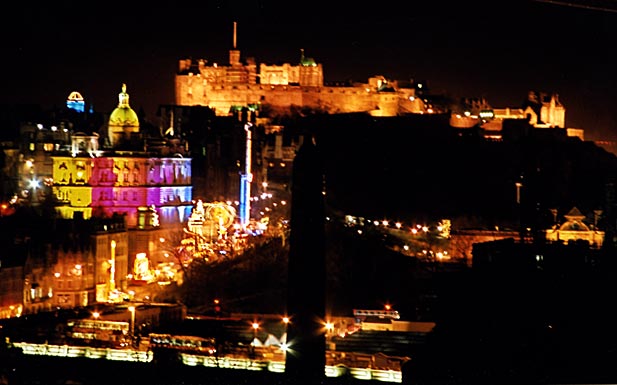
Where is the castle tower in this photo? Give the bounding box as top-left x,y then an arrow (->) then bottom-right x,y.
229,21 -> 241,66
285,136 -> 326,384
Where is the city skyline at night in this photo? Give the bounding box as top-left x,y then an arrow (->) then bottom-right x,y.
5,1 -> 617,377
3,1 -> 617,141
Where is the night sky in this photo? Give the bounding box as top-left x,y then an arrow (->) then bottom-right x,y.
3,1 -> 617,140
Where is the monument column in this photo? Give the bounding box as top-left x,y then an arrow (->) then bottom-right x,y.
285,136 -> 327,384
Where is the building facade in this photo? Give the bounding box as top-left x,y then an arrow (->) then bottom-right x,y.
51,85 -> 193,228
49,217 -> 129,308
0,245 -> 26,318
544,207 -> 604,248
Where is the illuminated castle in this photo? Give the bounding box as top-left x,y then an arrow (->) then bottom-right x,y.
175,22 -> 425,117
450,92 -> 579,141
51,84 -> 193,228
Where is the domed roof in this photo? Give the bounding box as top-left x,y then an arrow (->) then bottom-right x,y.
67,91 -> 84,102
108,83 -> 139,128
109,107 -> 139,127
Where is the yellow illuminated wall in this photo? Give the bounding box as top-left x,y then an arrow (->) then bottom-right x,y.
51,153 -> 193,226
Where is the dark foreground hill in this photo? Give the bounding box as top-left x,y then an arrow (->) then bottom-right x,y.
289,113 -> 617,233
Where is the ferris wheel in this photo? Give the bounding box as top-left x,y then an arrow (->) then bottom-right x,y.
204,201 -> 236,229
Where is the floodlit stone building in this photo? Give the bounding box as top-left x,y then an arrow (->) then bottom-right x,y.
175,23 -> 425,117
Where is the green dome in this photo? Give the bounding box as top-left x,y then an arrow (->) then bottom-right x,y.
300,48 -> 317,67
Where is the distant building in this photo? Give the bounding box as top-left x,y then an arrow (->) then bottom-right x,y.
544,207 -> 604,248
0,244 -> 26,318
472,236 -> 605,272
51,84 -> 193,228
449,229 -> 520,266
450,92 -> 571,141
175,23 -> 425,117
0,212 -> 134,315
49,216 -> 129,308
66,91 -> 85,113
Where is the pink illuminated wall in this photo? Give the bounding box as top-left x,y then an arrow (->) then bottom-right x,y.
53,154 -> 193,227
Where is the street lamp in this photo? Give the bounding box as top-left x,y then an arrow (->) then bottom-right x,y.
128,306 -> 136,344
252,322 -> 259,339
325,321 -> 335,336
279,316 -> 290,356
251,322 -> 259,357
515,182 -> 523,205
92,311 -> 100,342
515,181 -> 524,241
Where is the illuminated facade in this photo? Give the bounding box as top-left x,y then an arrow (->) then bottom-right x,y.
52,153 -> 192,227
51,85 -> 193,228
450,92 -> 571,140
46,217 -> 129,308
175,23 -> 424,117
66,91 -> 85,113
544,207 -> 604,248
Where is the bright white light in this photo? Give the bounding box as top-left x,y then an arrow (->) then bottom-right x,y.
325,321 -> 334,333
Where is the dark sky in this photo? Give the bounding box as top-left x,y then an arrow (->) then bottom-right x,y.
3,1 -> 617,140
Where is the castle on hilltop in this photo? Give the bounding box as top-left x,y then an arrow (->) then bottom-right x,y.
174,22 -> 579,142
174,22 -> 425,117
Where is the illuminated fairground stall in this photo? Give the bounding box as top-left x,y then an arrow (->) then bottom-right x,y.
125,199 -> 247,290
181,199 -> 246,263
